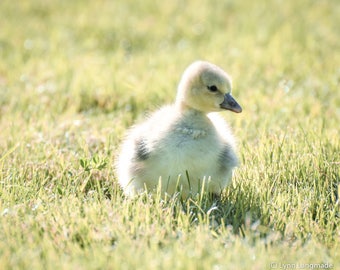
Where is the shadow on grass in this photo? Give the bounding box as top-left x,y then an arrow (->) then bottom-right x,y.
175,188 -> 265,237
111,183 -> 267,239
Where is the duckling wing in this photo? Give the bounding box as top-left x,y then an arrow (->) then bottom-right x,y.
116,106 -> 179,193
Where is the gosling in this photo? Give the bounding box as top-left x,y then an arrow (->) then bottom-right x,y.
116,61 -> 242,197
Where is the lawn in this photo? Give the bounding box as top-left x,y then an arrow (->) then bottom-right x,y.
0,0 -> 339,269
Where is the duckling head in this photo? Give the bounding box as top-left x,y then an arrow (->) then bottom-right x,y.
176,61 -> 242,113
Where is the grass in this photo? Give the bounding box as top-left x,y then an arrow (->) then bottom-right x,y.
0,0 -> 339,269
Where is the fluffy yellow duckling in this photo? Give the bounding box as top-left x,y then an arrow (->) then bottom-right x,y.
116,61 -> 242,197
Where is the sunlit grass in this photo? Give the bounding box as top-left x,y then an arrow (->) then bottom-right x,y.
0,0 -> 339,269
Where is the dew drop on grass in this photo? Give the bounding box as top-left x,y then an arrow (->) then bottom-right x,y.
278,79 -> 294,93
2,208 -> 9,216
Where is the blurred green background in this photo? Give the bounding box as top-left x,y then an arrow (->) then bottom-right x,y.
0,0 -> 339,269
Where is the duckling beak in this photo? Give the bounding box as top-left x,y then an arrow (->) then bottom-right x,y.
220,93 -> 242,113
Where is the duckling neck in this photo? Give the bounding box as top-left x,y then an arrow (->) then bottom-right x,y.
175,101 -> 205,116
176,104 -> 207,118
175,103 -> 210,139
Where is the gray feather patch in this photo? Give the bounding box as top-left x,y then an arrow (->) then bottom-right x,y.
135,138 -> 150,161
218,145 -> 237,172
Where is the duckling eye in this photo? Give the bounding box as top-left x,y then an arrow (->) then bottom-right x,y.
207,85 -> 218,92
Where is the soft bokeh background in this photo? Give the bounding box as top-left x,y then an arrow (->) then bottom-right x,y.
0,0 -> 339,269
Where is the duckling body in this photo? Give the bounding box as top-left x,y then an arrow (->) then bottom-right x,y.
117,61 -> 242,197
